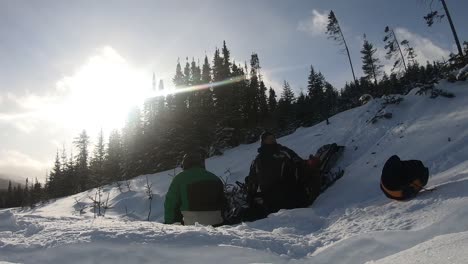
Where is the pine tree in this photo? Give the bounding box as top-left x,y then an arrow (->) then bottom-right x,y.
258,80 -> 268,118
6,180 -> 13,207
279,81 -> 295,106
48,150 -> 62,197
22,178 -> 30,207
383,26 -> 408,73
105,130 -> 124,182
278,81 -> 295,129
323,82 -> 338,125
400,39 -> 417,66
172,59 -> 187,114
73,130 -> 90,191
90,129 -> 106,187
361,36 -> 383,86
326,10 -> 357,83
268,87 -> 277,113
221,41 -> 232,80
307,66 -> 326,122
247,53 -> 261,125
212,48 -> 224,112
200,55 -> 214,111
122,107 -> 144,179
157,79 -> 166,116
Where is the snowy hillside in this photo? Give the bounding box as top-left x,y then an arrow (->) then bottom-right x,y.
1,80 -> 468,263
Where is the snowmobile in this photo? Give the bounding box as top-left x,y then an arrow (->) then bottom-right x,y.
223,143 -> 345,225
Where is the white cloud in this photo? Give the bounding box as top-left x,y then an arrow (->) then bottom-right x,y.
395,27 -> 451,65
297,9 -> 328,36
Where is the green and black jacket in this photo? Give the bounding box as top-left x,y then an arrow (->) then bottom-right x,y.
164,167 -> 225,224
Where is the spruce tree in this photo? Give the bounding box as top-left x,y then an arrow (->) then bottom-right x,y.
258,80 -> 269,118
201,55 -> 214,112
278,81 -> 295,129
268,87 -> 277,113
73,130 -> 90,191
105,130 -> 124,182
48,150 -> 62,197
90,129 -> 106,187
173,59 -> 187,114
247,53 -> 261,125
323,82 -> 338,125
122,107 -> 143,178
307,66 -> 326,122
361,36 -> 383,86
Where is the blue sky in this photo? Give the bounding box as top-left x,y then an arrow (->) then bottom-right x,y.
1,0 -> 467,182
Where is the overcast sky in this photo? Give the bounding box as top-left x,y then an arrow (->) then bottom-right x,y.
1,0 -> 467,183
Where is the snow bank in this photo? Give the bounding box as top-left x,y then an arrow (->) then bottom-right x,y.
0,211 -> 18,231
1,80 -> 468,263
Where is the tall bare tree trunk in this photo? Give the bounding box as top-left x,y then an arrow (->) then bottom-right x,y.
441,0 -> 463,57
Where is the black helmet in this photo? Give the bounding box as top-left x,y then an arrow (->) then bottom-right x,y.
181,149 -> 206,170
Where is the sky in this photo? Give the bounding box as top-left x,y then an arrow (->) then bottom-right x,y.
1,0 -> 467,183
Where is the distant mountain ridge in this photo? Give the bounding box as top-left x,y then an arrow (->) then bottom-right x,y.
0,175 -> 20,190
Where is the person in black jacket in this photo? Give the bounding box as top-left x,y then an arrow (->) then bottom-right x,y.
380,155 -> 429,200
245,132 -> 306,217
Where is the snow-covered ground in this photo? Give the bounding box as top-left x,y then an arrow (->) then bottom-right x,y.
1,80 -> 468,263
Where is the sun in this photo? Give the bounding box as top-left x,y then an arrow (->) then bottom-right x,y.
55,46 -> 153,136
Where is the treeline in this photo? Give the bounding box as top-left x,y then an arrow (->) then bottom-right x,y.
0,178 -> 43,208
2,37 -> 467,209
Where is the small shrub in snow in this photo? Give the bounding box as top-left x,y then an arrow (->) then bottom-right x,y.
73,197 -> 88,215
382,95 -> 404,106
415,84 -> 455,99
430,89 -> 455,99
145,176 -> 153,221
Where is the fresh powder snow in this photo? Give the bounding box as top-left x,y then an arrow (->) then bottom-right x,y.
1,80 -> 467,263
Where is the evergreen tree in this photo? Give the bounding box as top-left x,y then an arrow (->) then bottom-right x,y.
48,150 -> 62,197
268,87 -> 277,113
326,10 -> 357,83
247,53 -> 261,125
278,81 -> 295,129
323,82 -> 338,125
90,129 -> 106,187
258,80 -> 269,118
221,41 -> 232,80
361,36 -> 383,86
122,107 -> 144,179
307,66 -> 326,122
172,59 -> 187,113
212,48 -> 224,112
295,90 -> 308,124
200,55 -> 214,111
400,39 -> 418,66
383,26 -> 408,73
22,178 -> 30,207
73,130 -> 90,191
6,180 -> 13,207
105,130 -> 124,182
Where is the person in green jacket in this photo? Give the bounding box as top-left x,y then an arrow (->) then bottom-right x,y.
164,150 -> 225,226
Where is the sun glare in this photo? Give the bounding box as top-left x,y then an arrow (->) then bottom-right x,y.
55,46 -> 153,135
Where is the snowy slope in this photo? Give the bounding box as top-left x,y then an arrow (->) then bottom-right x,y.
1,80 -> 468,263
